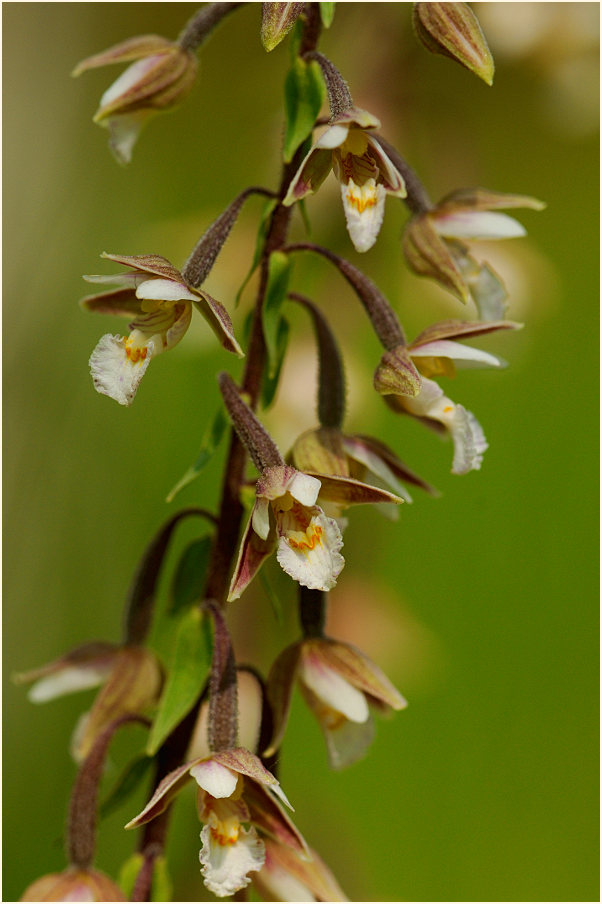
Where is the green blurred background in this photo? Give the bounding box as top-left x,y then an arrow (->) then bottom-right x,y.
3,3 -> 599,901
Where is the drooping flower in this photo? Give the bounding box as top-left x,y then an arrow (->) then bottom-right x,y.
283,108 -> 407,252
374,319 -> 521,474
228,464 -> 403,601
290,425 -> 436,509
127,748 -> 307,899
253,838 -> 348,902
403,189 -> 544,319
265,636 -> 407,769
81,253 -> 243,406
73,35 -> 198,164
14,641 -> 162,763
21,866 -> 126,902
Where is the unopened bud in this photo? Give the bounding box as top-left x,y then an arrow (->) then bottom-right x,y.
261,2 -> 305,52
413,2 -> 495,86
374,345 -> 422,397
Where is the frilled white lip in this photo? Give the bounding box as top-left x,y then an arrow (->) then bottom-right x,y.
200,816 -> 265,898
89,333 -> 155,406
341,178 -> 386,253
276,507 -> 344,592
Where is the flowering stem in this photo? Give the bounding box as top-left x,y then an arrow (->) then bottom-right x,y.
298,587 -> 327,637
285,242 -> 407,349
67,715 -> 148,870
288,292 -> 346,429
177,2 -> 245,53
203,2 -> 323,605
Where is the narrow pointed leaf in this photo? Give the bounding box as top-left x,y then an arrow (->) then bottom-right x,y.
261,316 -> 290,410
169,536 -> 213,614
283,57 -> 326,163
100,754 -> 154,820
262,252 -> 292,379
320,2 -> 336,27
235,198 -> 278,306
166,406 -> 228,503
146,607 -> 212,755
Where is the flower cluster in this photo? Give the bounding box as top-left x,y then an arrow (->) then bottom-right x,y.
18,4 -> 543,901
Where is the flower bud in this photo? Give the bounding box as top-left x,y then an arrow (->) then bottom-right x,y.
261,2 -> 305,52
413,2 -> 495,85
73,35 -> 198,164
21,866 -> 125,902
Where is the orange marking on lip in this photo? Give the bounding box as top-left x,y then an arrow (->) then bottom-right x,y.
442,405 -> 453,413
209,825 -> 239,847
345,190 -> 377,214
125,343 -> 148,364
288,524 -> 323,552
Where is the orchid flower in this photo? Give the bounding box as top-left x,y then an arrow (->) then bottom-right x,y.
81,253 -> 242,406
73,35 -> 197,164
266,636 -> 407,769
284,108 -> 406,252
374,319 -> 521,474
127,748 -> 307,899
228,464 -> 403,600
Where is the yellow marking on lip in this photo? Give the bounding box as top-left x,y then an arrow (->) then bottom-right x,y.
345,188 -> 377,214
209,824 -> 239,847
288,524 -> 324,552
125,342 -> 148,364
442,405 -> 454,413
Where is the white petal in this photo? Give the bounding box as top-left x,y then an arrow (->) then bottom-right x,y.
89,333 -> 154,406
200,821 -> 265,898
190,760 -> 238,798
27,665 -> 110,703
287,471 -> 321,506
99,56 -> 159,107
255,863 -> 316,902
315,123 -> 349,149
434,210 -> 527,240
341,179 -> 386,253
299,656 -> 369,723
276,508 -> 344,591
136,277 -> 198,303
400,376 -> 445,418
449,405 -> 488,475
106,112 -> 150,165
410,340 -> 504,369
251,498 -> 271,541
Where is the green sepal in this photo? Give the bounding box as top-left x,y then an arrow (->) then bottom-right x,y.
283,57 -> 326,163
261,316 -> 290,410
118,852 -> 172,903
166,406 -> 228,503
169,535 -> 213,615
146,607 -> 212,756
262,251 -> 292,379
118,853 -> 144,900
100,754 -> 154,821
235,198 -> 278,307
320,2 -> 336,27
150,856 -> 172,902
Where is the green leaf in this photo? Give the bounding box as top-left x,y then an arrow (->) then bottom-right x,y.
298,198 -> 312,236
262,252 -> 292,380
100,754 -> 153,821
283,57 -> 326,163
261,316 -> 290,411
169,536 -> 213,615
259,568 -> 284,625
118,853 -> 144,899
146,607 -> 212,755
320,2 -> 336,27
166,406 -> 228,503
235,198 -> 277,307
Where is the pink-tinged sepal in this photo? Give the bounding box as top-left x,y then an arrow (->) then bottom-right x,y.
74,37 -> 197,163
228,511 -> 276,602
21,867 -> 126,902
14,642 -> 118,703
254,838 -> 348,902
244,780 -> 309,858
341,434 -> 437,499
264,643 -> 302,757
310,473 -> 404,508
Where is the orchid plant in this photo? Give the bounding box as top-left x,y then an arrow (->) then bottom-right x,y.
17,3 -> 543,901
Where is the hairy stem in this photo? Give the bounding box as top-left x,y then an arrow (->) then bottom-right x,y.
178,2 -> 245,53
